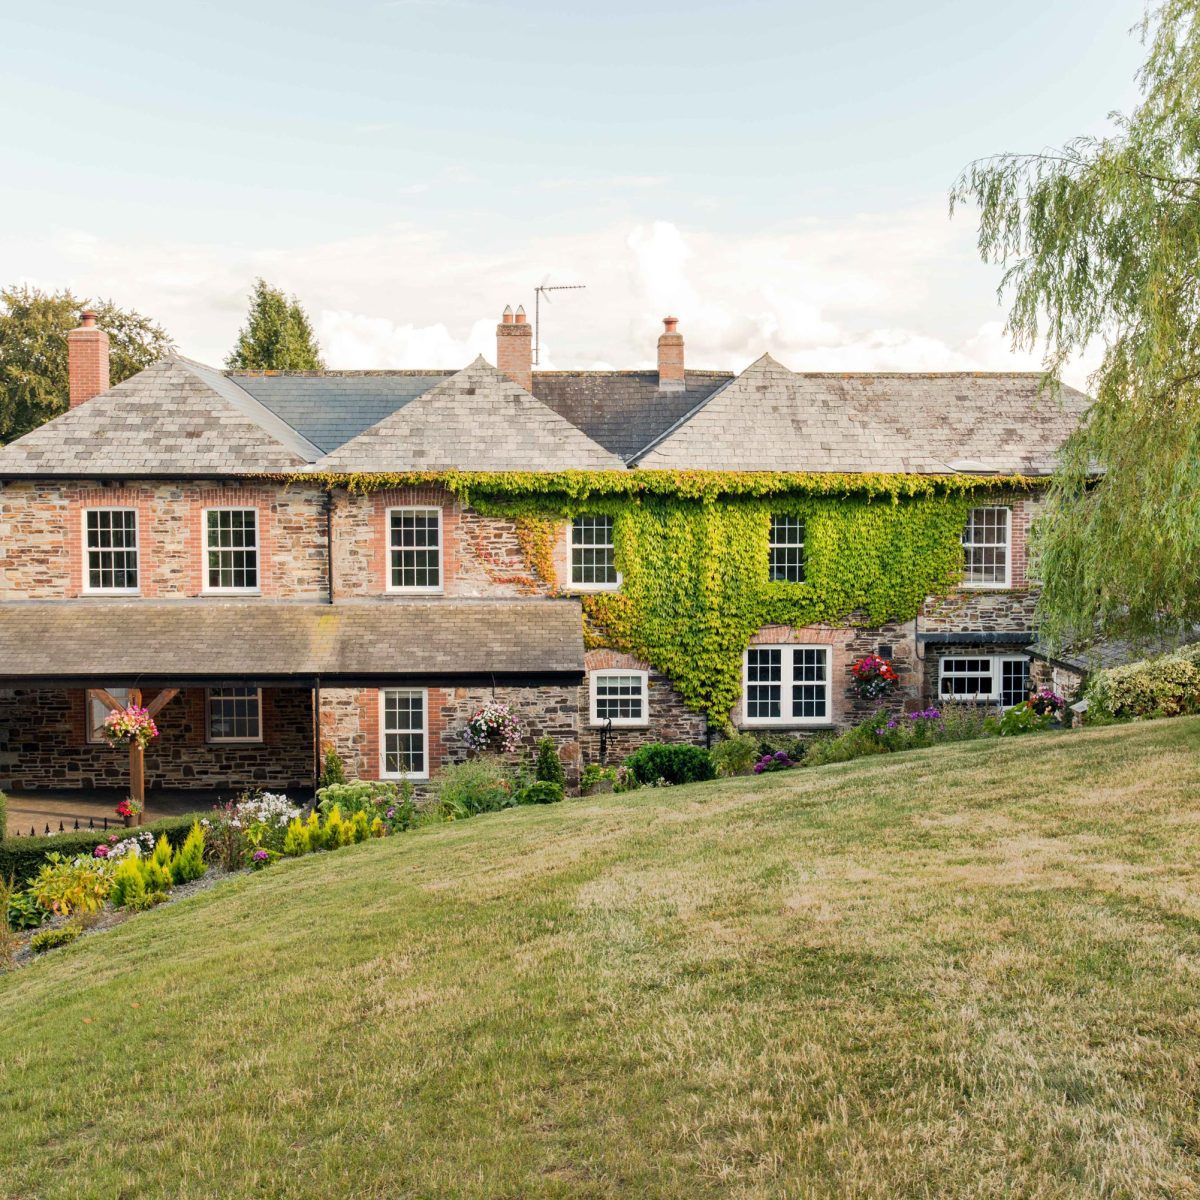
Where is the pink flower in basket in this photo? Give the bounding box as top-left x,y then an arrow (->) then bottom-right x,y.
102,704 -> 159,750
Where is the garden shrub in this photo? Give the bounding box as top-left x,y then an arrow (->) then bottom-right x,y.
319,746 -> 347,787
5,887 -> 45,931
351,811 -> 371,843
534,738 -> 566,786
624,743 -> 716,787
518,781 -> 564,805
0,814 -> 201,888
169,823 -> 207,885
436,759 -> 517,815
109,856 -> 147,909
30,853 -> 111,916
31,922 -> 83,954
282,818 -> 311,857
711,733 -> 760,777
1085,644 -> 1200,719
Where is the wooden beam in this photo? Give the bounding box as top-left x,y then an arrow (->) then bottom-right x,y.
145,688 -> 180,718
91,687 -> 125,713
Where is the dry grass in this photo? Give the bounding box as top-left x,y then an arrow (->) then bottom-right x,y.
4,719 -> 1200,1198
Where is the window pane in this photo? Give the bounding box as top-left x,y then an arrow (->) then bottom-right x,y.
962,507 -> 1010,585
571,515 -> 617,585
746,648 -> 782,719
1000,658 -> 1031,708
594,673 -> 644,721
86,510 -> 138,590
383,690 -> 426,775
791,647 -> 827,719
206,509 -> 258,590
939,657 -> 996,700
768,514 -> 806,583
208,687 -> 262,741
390,509 -> 441,590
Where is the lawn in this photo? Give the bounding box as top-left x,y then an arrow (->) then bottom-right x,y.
4,720 -> 1200,1199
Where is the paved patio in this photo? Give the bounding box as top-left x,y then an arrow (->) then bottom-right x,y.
4,789 -> 224,839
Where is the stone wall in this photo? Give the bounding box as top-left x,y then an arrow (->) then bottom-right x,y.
0,479 -> 328,600
0,686 -> 314,795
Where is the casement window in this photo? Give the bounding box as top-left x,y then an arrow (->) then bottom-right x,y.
86,686 -> 130,743
84,509 -> 139,592
938,655 -> 1030,707
206,687 -> 263,743
590,669 -> 649,727
962,506 -> 1011,587
743,645 -> 831,726
570,515 -> 619,589
204,508 -> 259,592
381,688 -> 428,779
388,507 -> 442,592
768,514 -> 805,583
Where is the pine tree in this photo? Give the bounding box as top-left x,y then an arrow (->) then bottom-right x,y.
953,1 -> 1200,650
0,285 -> 171,443
225,278 -> 324,371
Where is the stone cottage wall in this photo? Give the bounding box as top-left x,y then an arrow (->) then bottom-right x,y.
0,686 -> 314,795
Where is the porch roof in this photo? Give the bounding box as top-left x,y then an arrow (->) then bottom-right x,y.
0,600 -> 585,688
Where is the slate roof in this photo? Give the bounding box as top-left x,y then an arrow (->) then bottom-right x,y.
634,357 -> 1091,474
0,599 -> 585,685
313,357 -> 626,473
0,356 -> 319,476
232,370 -> 454,454
531,370 -> 733,461
1026,628 -> 1200,674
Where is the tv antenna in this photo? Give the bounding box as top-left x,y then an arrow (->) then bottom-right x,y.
533,282 -> 586,366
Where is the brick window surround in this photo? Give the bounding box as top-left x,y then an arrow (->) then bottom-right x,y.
369,488 -> 460,596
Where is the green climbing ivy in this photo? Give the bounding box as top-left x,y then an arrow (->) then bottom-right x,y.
289,469 -> 1039,726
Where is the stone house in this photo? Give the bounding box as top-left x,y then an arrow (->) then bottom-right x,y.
0,307 -> 1090,796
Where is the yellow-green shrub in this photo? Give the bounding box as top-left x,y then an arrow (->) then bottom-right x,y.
170,823 -> 206,885
1086,644 -> 1200,719
351,811 -> 370,843
282,818 -> 311,857
110,856 -> 147,909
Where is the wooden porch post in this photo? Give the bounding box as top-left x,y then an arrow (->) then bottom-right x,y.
93,686 -> 180,826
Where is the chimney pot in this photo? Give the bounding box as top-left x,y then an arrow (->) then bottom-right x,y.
496,303 -> 533,391
67,310 -> 110,408
657,314 -> 685,392
501,305 -> 514,325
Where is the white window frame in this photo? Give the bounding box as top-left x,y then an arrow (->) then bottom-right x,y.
86,686 -> 130,744
82,507 -> 140,595
205,687 -> 264,744
386,507 -> 444,594
768,513 -> 806,583
589,669 -> 650,728
742,644 -> 832,727
202,507 -> 260,594
568,514 -> 622,593
938,654 -> 1030,707
379,688 -> 429,780
962,506 -> 1012,589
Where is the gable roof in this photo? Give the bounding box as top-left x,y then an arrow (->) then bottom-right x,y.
231,370 -> 454,454
633,357 -> 1091,474
0,356 -> 320,476
313,356 -> 625,472
531,370 -> 733,461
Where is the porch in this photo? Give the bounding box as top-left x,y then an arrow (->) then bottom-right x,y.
5,788 -> 221,839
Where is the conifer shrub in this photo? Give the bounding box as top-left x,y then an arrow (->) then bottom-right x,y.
170,823 -> 207,885
534,737 -> 566,786
31,922 -> 82,954
282,818 -> 311,857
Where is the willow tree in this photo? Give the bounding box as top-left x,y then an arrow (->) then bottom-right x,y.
953,1 -> 1200,650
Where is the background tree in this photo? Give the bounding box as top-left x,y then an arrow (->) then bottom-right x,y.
0,286 -> 171,443
226,278 -> 324,370
953,0 -> 1200,650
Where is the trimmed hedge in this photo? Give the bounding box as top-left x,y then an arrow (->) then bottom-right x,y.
1086,643 -> 1200,719
0,814 -> 204,887
624,743 -> 716,787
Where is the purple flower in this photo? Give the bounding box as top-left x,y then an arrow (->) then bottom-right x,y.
386,808 -> 395,819
252,850 -> 269,862
753,763 -> 765,774
774,750 -> 789,762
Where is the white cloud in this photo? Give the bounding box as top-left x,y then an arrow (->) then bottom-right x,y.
0,203 -> 1097,390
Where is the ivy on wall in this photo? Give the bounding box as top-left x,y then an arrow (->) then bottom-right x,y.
294,469 -> 1041,725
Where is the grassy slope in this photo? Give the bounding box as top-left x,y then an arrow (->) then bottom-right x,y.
4,722 -> 1200,1200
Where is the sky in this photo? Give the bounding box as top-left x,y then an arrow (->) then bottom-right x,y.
1,0 -> 1148,383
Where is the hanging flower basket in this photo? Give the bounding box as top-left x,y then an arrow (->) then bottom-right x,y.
462,700 -> 522,754
849,655 -> 900,702
102,704 -> 159,751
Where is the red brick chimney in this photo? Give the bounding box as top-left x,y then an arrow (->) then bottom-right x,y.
657,316 -> 684,392
496,304 -> 532,392
67,310 -> 110,408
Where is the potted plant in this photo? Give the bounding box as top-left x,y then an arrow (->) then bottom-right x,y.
462,700 -> 522,755
849,654 -> 900,702
101,704 -> 160,751
116,797 -> 143,828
